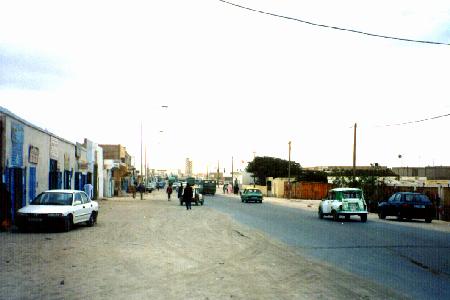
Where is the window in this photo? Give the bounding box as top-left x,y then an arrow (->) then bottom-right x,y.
394,194 -> 402,202
388,195 -> 396,202
74,193 -> 82,204
80,192 -> 89,203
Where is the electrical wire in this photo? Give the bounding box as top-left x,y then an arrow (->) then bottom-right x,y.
218,0 -> 450,46
379,113 -> 450,127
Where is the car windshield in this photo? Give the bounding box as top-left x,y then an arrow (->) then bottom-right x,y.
31,192 -> 73,206
404,194 -> 431,203
342,191 -> 361,199
246,189 -> 261,194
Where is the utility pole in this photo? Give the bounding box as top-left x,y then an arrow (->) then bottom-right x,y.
145,145 -> 147,183
217,160 -> 220,187
353,123 -> 357,184
288,141 -> 291,199
253,151 -> 256,188
231,156 -> 234,193
140,122 -> 143,182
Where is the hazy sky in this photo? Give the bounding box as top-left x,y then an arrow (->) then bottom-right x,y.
1,0 -> 449,174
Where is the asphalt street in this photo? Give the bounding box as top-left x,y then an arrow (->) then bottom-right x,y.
206,193 -> 450,300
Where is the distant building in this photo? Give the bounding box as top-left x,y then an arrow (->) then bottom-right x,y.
99,144 -> 133,196
392,166 -> 450,180
185,158 -> 193,176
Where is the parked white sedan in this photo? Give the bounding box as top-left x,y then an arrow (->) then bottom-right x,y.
16,189 -> 99,232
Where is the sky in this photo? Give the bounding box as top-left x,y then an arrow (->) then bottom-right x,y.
1,0 -> 449,175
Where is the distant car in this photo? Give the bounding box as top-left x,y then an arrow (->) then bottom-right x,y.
16,189 -> 99,232
377,192 -> 434,223
318,188 -> 368,222
146,182 -> 156,192
179,186 -> 204,206
241,188 -> 263,203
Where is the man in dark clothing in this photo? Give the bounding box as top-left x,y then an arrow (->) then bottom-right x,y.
183,183 -> 193,210
138,182 -> 145,200
177,184 -> 183,200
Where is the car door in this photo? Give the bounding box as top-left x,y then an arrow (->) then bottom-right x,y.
390,193 -> 402,216
384,194 -> 396,216
322,191 -> 334,213
72,192 -> 85,223
80,192 -> 93,222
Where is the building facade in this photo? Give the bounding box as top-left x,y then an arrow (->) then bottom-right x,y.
0,107 -> 77,229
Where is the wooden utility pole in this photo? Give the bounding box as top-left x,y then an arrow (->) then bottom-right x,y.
140,122 -> 143,182
353,123 -> 357,183
217,161 -> 220,187
288,141 -> 291,199
231,156 -> 234,192
145,145 -> 147,181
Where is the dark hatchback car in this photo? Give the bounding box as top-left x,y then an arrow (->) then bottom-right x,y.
378,192 -> 434,223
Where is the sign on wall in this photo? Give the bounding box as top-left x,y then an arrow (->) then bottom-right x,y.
11,122 -> 24,167
29,145 -> 39,164
50,136 -> 59,160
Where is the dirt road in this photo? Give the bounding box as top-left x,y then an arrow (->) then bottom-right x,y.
0,191 -> 405,299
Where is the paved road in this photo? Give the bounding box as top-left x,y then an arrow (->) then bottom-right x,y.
206,193 -> 450,300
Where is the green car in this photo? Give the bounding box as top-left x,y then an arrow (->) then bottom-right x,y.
318,188 -> 368,222
241,188 -> 263,203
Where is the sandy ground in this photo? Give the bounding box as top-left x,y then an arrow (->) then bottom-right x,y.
0,191 -> 407,299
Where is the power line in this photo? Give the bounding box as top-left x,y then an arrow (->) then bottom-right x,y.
218,0 -> 450,46
379,112 -> 450,127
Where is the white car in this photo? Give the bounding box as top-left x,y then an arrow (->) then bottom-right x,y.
16,189 -> 99,232
318,188 -> 368,222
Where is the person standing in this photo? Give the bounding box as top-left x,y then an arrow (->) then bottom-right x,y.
138,182 -> 145,200
177,183 -> 184,200
183,183 -> 193,210
84,183 -> 93,199
166,185 -> 173,201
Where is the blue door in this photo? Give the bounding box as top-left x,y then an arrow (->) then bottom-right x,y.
29,167 -> 36,203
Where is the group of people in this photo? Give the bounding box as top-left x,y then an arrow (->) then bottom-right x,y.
129,181 -> 194,210
167,183 -> 193,210
129,182 -> 146,200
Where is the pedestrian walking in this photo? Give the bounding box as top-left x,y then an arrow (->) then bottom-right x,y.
138,182 -> 145,200
223,184 -> 227,194
183,183 -> 193,210
130,183 -> 136,199
166,185 -> 173,201
178,183 -> 184,200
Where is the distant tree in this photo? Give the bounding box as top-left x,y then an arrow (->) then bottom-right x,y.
245,156 -> 302,185
298,170 -> 328,183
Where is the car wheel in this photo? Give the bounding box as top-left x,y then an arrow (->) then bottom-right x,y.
318,208 -> 324,219
378,211 -> 386,219
87,213 -> 95,227
201,201 -> 204,206
241,199 -> 244,202
397,212 -> 403,221
425,218 -> 432,223
332,210 -> 339,221
63,215 -> 73,232
345,215 -> 350,221
360,214 -> 367,222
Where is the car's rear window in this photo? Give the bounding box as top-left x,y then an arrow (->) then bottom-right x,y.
404,194 -> 431,204
342,191 -> 361,199
31,192 -> 73,205
246,189 -> 261,194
